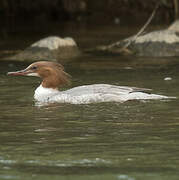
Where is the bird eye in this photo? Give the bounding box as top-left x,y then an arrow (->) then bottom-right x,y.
31,66 -> 37,70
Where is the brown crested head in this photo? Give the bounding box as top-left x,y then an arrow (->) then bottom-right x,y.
7,61 -> 71,89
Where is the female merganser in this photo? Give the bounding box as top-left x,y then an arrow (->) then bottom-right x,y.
7,61 -> 175,104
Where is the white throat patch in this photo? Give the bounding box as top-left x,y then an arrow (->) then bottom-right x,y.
27,73 -> 39,77
34,85 -> 59,102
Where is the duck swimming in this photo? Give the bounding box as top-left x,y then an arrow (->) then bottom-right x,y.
7,61 -> 175,104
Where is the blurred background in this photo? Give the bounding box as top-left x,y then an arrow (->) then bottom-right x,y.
0,0 -> 178,37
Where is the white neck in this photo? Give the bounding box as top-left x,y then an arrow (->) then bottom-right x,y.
34,85 -> 59,102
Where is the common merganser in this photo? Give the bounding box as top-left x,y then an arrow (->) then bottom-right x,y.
7,61 -> 175,104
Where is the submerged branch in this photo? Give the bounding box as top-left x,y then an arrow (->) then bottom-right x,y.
87,3 -> 159,55
108,3 -> 159,50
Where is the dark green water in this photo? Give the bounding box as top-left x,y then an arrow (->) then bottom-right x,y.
1,27 -> 179,179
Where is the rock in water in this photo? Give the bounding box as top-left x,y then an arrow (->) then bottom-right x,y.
6,36 -> 80,62
105,20 -> 179,57
129,20 -> 179,57
31,36 -> 77,50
